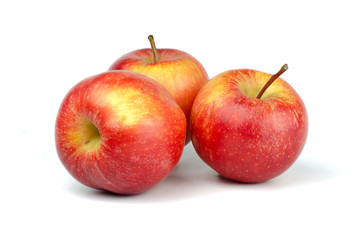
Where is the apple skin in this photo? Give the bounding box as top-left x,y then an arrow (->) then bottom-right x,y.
55,70 -> 186,194
190,69 -> 308,183
109,48 -> 209,144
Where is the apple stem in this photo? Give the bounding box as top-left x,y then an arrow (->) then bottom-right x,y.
256,64 -> 288,99
148,35 -> 159,63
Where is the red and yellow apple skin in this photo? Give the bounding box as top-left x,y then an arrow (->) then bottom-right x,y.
55,70 -> 186,194
190,69 -> 308,183
109,49 -> 209,144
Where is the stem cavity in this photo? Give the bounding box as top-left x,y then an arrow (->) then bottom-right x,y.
256,64 -> 288,99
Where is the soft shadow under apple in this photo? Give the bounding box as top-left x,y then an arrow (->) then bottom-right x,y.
64,151 -> 339,201
216,158 -> 340,190
63,146 -> 223,202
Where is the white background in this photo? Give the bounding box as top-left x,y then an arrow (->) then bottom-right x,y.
1,0 -> 361,239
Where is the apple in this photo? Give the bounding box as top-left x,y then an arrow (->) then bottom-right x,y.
190,64 -> 308,183
109,35 -> 209,144
55,70 -> 187,194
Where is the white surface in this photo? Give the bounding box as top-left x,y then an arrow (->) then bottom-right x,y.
1,0 -> 361,239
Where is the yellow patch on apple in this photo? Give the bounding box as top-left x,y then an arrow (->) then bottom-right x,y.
105,87 -> 152,126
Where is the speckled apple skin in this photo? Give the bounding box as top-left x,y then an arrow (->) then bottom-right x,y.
190,69 -> 308,183
109,48 -> 208,144
55,71 -> 186,194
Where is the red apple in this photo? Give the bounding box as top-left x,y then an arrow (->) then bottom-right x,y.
190,65 -> 308,183
109,35 -> 209,144
55,70 -> 186,194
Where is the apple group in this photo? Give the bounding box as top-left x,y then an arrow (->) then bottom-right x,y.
55,36 -> 308,194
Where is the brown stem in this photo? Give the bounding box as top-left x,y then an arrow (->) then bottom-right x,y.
256,64 -> 288,99
148,35 -> 159,63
